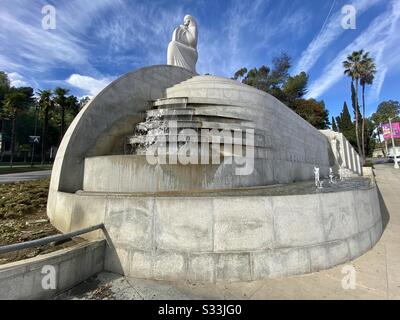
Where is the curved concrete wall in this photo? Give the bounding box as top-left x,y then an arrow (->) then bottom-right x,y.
48,65 -> 194,229
82,155 -> 315,193
49,184 -> 382,282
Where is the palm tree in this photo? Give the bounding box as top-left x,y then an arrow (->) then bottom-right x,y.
0,104 -> 9,161
54,87 -> 69,142
3,87 -> 34,166
233,68 -> 248,81
0,72 -> 10,158
343,50 -> 364,157
37,89 -> 53,164
66,95 -> 79,117
360,53 -> 376,160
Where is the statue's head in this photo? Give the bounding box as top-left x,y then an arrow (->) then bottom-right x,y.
184,15 -> 196,27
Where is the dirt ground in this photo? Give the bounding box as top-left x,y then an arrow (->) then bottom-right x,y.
0,179 -> 81,265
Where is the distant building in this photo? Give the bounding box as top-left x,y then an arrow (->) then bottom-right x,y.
372,148 -> 385,158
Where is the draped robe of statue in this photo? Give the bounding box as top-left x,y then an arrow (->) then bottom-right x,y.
167,15 -> 198,73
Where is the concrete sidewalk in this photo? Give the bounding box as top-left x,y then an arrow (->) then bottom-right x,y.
58,163 -> 400,300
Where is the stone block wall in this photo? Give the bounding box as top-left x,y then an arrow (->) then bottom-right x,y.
320,129 -> 362,175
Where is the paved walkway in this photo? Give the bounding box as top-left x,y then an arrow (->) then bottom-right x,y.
0,170 -> 52,184
58,164 -> 400,300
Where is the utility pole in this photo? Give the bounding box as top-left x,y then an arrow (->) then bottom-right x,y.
385,140 -> 389,157
389,118 -> 399,169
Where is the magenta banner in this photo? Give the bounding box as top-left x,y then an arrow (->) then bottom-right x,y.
382,122 -> 400,140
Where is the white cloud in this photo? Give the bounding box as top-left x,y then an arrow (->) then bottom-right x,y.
305,0 -> 400,100
66,74 -> 115,96
7,72 -> 31,87
0,0 -> 127,77
293,0 -> 383,75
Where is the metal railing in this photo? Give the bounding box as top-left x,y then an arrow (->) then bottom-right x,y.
0,224 -> 104,255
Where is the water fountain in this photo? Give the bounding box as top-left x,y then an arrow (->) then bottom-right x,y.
47,15 -> 382,282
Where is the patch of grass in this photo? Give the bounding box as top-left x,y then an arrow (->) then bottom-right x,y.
0,178 -> 83,265
0,179 -> 49,219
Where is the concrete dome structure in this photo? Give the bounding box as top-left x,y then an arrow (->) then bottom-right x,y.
48,65 -> 382,282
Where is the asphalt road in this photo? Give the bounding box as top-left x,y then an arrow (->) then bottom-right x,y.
0,170 -> 52,184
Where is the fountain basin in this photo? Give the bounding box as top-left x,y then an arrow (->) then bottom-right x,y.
83,155 -> 320,193
49,178 -> 382,282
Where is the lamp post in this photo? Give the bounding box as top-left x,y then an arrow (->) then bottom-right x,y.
30,104 -> 39,168
388,117 -> 399,169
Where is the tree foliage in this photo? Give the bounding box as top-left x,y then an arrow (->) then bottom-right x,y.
371,100 -> 400,125
290,99 -> 329,129
336,102 -> 356,146
336,100 -> 377,157
233,53 -> 330,129
343,49 -> 376,160
0,71 -> 81,163
343,50 -> 366,157
3,87 -> 34,165
0,71 -> 10,103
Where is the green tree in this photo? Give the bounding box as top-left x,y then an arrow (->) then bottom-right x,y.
37,89 -> 54,164
54,87 -> 69,142
269,53 -> 291,88
290,99 -> 330,129
0,72 -> 10,155
338,102 -> 353,131
337,101 -> 357,148
282,72 -> 308,104
234,54 -> 330,129
359,52 -> 376,160
364,118 -> 376,157
242,53 -> 291,94
242,66 -> 271,91
0,72 -> 10,101
66,95 -> 79,118
3,87 -> 34,166
343,50 -> 365,157
371,100 -> 400,124
233,68 -> 248,81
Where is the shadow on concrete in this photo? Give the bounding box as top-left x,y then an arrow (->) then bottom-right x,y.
101,227 -> 124,276
377,185 -> 390,231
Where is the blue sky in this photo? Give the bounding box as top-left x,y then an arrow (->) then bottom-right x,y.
1,0 -> 399,119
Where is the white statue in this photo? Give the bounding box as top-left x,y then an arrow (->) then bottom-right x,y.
167,15 -> 198,73
314,167 -> 320,188
339,166 -> 344,181
329,168 -> 334,184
